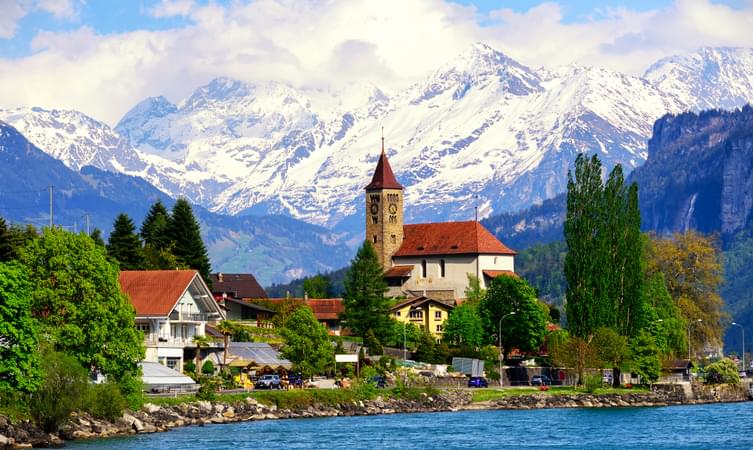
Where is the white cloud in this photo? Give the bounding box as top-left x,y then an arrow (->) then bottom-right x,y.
36,0 -> 82,20
0,0 -> 32,38
1,0 -> 753,125
0,0 -> 81,39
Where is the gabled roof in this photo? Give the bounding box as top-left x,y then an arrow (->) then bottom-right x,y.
365,150 -> 403,190
254,298 -> 345,321
209,273 -> 267,299
393,221 -> 516,257
224,297 -> 276,314
389,296 -> 455,312
119,270 -> 199,317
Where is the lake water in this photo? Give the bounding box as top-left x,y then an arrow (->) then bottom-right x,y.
67,402 -> 752,449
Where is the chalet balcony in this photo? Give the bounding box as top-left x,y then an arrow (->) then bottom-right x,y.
169,312 -> 212,322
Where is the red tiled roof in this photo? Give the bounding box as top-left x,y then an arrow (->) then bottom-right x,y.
209,273 -> 267,299
482,270 -> 518,278
119,270 -> 198,317
365,151 -> 403,190
393,221 -> 516,257
388,296 -> 455,312
260,298 -> 344,321
385,265 -> 414,278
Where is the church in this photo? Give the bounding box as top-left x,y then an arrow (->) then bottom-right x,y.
365,143 -> 517,336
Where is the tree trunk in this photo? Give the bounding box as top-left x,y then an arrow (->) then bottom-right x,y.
613,367 -> 621,388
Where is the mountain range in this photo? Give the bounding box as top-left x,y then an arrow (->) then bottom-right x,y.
2,44 -> 753,286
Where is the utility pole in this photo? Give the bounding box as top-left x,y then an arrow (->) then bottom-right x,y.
48,185 -> 53,228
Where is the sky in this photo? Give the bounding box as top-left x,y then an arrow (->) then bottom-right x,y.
1,0 -> 753,125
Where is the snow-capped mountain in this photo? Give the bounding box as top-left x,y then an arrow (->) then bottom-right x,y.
4,44 -> 753,233
645,47 -> 753,111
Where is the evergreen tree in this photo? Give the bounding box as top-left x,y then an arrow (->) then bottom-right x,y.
341,241 -> 391,341
0,217 -> 13,261
168,199 -> 212,285
303,274 -> 331,299
140,200 -> 171,250
107,214 -> 144,270
90,228 -> 105,247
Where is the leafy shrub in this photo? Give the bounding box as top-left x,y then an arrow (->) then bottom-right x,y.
705,358 -> 740,384
197,378 -> 218,401
364,329 -> 383,356
29,350 -> 88,432
583,374 -> 602,393
184,361 -> 196,374
201,360 -> 215,375
87,382 -> 128,421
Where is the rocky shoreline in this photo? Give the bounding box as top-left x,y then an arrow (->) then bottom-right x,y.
0,385 -> 748,448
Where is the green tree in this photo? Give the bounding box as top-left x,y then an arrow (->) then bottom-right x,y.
364,328 -> 383,356
592,327 -> 629,387
29,349 -> 89,432
629,330 -> 661,384
20,227 -> 145,403
342,241 -> 391,341
107,213 -> 144,270
303,274 -> 331,298
548,330 -> 599,386
464,274 -> 486,306
705,358 -> 740,384
216,320 -> 234,369
140,200 -> 172,250
0,217 -> 13,261
192,334 -> 213,376
280,306 -> 333,378
413,330 -> 437,363
641,271 -> 686,357
90,228 -> 105,247
201,360 -> 215,375
0,262 -> 40,393
481,275 -> 548,359
443,303 -> 484,347
168,199 -> 212,286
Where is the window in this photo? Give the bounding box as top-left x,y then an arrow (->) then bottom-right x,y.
436,324 -> 443,333
409,309 -> 423,320
435,311 -> 442,320
395,311 -> 401,317
370,194 -> 380,203
136,323 -> 150,335
371,215 -> 378,224
439,259 -> 446,278
166,357 -> 180,371
372,234 -> 378,244
421,260 -> 427,278
391,234 -> 397,244
389,215 -> 397,224
494,257 -> 498,264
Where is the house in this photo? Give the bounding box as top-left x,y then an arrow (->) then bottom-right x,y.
209,272 -> 275,327
258,297 -> 345,335
222,298 -> 276,327
119,270 -> 226,373
365,146 -> 517,302
661,359 -> 694,383
390,296 -> 454,339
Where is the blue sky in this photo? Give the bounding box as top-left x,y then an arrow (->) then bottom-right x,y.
1,0 -> 752,124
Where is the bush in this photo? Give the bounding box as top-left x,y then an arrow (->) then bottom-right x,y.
201,360 -> 215,375
197,378 -> 218,401
29,350 -> 88,432
184,361 -> 196,374
87,382 -> 128,421
705,358 -> 740,384
364,329 -> 383,356
583,374 -> 602,393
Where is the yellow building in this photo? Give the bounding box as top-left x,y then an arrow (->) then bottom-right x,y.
389,296 -> 454,340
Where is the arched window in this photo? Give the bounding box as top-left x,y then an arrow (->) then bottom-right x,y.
439,259 -> 446,278
421,260 -> 427,278
372,235 -> 378,244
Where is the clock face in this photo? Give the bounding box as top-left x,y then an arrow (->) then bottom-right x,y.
389,203 -> 397,214
370,203 -> 379,214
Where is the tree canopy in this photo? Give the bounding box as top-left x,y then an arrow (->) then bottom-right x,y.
107,213 -> 144,270
168,199 -> 212,285
303,274 -> 331,299
20,227 -> 144,401
481,275 -> 548,358
341,241 -> 391,341
443,303 -> 484,347
280,306 -> 333,378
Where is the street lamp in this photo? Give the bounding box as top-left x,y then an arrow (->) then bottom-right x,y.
688,319 -> 703,361
498,311 -> 516,387
732,322 -> 745,375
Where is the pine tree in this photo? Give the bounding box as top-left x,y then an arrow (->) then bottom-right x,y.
168,199 -> 211,285
0,217 -> 14,262
140,200 -> 171,250
90,228 -> 105,247
341,241 -> 391,341
107,214 -> 144,270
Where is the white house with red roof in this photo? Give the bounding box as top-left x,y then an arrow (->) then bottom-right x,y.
119,270 -> 225,372
365,144 -> 517,302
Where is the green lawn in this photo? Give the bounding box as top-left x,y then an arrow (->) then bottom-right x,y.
470,386 -> 650,403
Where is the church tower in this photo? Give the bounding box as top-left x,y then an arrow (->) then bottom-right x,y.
365,139 -> 403,269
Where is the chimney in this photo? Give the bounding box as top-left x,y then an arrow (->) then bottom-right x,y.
304,292 -> 309,301
218,272 -> 224,283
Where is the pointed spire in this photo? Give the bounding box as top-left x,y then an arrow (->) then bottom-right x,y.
365,133 -> 403,190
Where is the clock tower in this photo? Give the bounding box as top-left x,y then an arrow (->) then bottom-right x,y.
365,139 -> 403,269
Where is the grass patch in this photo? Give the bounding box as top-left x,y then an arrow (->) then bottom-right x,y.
470,386 -> 650,403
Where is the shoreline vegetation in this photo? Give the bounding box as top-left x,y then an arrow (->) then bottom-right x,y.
0,384 -> 749,448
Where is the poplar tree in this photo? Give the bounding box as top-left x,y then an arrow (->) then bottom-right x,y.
341,241 -> 391,341
107,213 -> 144,270
168,198 -> 211,285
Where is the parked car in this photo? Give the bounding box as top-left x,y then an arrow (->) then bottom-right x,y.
468,376 -> 488,388
255,374 -> 281,389
288,373 -> 304,388
531,375 -> 552,386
